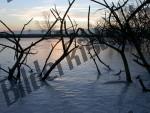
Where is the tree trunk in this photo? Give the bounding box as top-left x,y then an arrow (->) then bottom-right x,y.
8,53 -> 23,80
42,53 -> 66,80
120,51 -> 132,83
134,43 -> 150,74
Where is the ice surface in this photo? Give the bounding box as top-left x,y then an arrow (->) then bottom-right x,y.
0,38 -> 150,113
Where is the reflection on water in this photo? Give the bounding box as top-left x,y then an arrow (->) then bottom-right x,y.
0,38 -> 150,113
0,38 -> 136,72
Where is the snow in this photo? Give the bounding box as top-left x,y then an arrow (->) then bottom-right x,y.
0,38 -> 150,113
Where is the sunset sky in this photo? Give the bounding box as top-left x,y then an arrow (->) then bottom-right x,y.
0,0 -> 134,31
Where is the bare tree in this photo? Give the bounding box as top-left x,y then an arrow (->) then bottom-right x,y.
36,11 -> 57,34
90,0 -> 150,82
39,0 -> 80,80
0,16 -> 58,81
90,0 -> 132,82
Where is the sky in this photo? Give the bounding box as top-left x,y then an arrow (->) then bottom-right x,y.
0,0 -> 134,31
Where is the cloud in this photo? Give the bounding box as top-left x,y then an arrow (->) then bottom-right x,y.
0,8 -> 7,14
1,1 -> 104,30
9,4 -> 101,24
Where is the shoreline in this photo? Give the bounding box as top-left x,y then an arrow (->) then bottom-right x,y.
0,34 -> 98,38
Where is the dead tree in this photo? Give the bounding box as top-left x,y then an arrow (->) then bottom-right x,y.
36,11 -> 57,34
129,3 -> 150,71
86,3 -> 132,82
40,0 -> 80,80
91,0 -> 150,75
0,16 -> 58,81
75,6 -> 112,77
136,75 -> 150,92
88,48 -> 101,79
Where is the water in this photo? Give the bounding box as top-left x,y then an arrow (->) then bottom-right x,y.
0,38 -> 150,113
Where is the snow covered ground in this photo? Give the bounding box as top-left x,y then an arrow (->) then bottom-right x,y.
0,38 -> 150,113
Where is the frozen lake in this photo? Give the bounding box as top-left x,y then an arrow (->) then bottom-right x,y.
0,38 -> 150,113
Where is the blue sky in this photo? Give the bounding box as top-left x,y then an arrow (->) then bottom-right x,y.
0,0 -> 134,31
